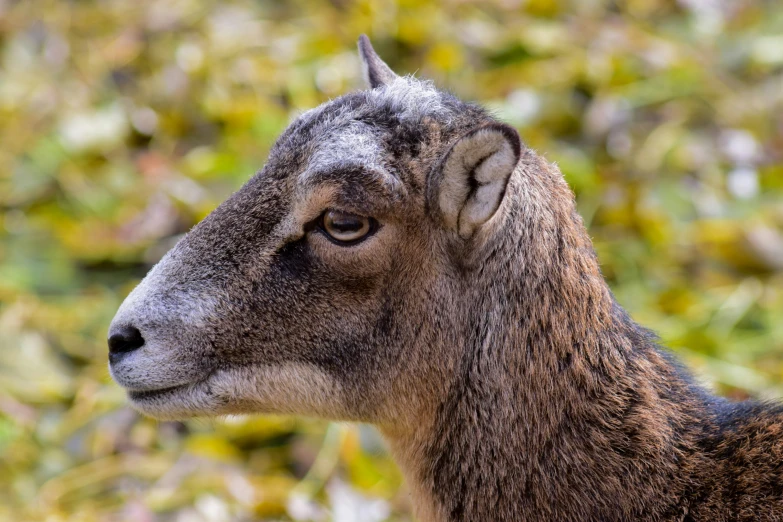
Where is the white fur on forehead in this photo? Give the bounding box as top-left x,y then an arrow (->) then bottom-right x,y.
298,121 -> 407,201
291,76 -> 449,184
371,76 -> 447,121
305,121 -> 385,175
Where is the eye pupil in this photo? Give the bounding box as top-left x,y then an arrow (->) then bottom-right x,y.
329,215 -> 362,232
321,210 -> 373,244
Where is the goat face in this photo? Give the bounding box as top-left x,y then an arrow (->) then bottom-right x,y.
108,36 -> 521,425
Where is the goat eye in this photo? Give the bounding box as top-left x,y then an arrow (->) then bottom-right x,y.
320,210 -> 373,244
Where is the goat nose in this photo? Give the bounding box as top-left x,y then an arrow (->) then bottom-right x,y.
108,325 -> 145,357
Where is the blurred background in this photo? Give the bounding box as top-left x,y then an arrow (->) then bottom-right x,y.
1,0 -> 782,520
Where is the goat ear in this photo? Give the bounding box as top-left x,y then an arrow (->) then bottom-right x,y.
431,123 -> 522,239
357,34 -> 399,89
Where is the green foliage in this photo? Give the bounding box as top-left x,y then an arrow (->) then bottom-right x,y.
1,0 -> 782,520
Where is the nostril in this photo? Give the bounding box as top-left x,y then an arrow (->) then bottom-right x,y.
108,325 -> 145,356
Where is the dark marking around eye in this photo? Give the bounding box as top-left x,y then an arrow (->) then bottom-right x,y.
274,240 -> 314,280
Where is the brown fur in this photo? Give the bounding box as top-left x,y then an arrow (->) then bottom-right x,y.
108,37 -> 783,521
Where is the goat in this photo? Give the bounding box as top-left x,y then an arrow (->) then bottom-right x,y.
108,36 -> 783,521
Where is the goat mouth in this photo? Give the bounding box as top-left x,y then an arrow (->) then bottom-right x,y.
123,368 -> 217,403
123,373 -> 220,420
127,385 -> 186,401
